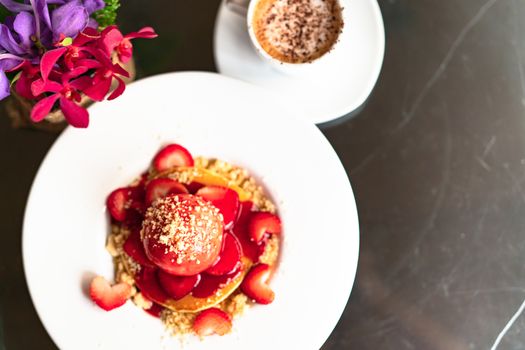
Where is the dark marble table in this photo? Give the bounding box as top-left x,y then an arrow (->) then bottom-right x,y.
1,0 -> 524,349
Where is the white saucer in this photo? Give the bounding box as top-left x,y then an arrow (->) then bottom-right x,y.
23,72 -> 359,350
213,0 -> 385,124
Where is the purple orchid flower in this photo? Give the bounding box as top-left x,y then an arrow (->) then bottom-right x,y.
1,0 -> 105,44
0,53 -> 23,98
49,0 -> 104,14
0,0 -> 31,12
0,10 -> 37,99
44,0 -> 105,43
50,0 -> 105,34
0,0 -> 53,51
0,0 -> 106,100
51,1 -> 88,41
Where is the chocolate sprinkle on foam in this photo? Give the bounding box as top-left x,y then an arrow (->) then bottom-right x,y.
253,0 -> 344,63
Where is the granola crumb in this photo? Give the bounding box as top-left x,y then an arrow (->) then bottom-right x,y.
222,293 -> 249,318
117,268 -> 135,287
161,310 -> 196,335
260,235 -> 280,266
133,292 -> 153,310
105,234 -> 119,257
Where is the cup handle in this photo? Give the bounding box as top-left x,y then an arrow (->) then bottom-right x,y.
225,0 -> 249,16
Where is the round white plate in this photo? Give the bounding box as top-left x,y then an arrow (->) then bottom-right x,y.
23,72 -> 359,350
213,0 -> 385,124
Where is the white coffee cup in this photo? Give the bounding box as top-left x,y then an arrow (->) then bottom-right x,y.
226,0 -> 347,76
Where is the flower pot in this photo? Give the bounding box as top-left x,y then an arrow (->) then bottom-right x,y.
5,58 -> 136,133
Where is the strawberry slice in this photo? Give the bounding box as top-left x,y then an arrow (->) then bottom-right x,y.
135,267 -> 169,305
106,185 -> 145,223
232,201 -> 265,262
232,202 -> 267,262
205,232 -> 242,276
193,308 -> 232,336
196,186 -> 240,228
137,172 -> 149,187
241,263 -> 274,304
152,144 -> 194,172
122,210 -> 144,231
128,185 -> 146,213
107,187 -> 133,222
186,181 -> 204,194
192,271 -> 240,298
89,276 -> 131,311
248,212 -> 281,244
122,209 -> 144,231
107,188 -> 128,221
123,229 -> 155,268
144,302 -> 164,318
145,178 -> 188,207
235,200 -> 254,227
157,270 -> 201,300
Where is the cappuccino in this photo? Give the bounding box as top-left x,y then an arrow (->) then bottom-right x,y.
252,0 -> 344,64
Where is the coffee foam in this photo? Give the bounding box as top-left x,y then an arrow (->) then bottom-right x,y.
252,0 -> 344,64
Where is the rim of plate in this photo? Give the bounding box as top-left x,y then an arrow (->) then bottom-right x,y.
22,72 -> 360,350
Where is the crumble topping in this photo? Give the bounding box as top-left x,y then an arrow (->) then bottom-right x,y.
142,195 -> 223,263
133,292 -> 153,310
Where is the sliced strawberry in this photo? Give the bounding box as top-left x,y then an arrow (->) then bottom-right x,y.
135,267 -> 169,305
186,181 -> 204,194
232,201 -> 265,262
106,187 -> 131,222
248,212 -> 281,244
241,263 -> 275,304
193,308 -> 232,337
122,209 -> 144,231
89,276 -> 131,311
128,185 -> 146,213
157,270 -> 201,300
145,178 -> 188,207
137,172 -> 149,187
205,232 -> 242,276
144,302 -> 164,318
234,225 -> 261,263
235,201 -> 254,227
123,229 -> 155,268
152,144 -> 194,172
192,271 -> 240,298
196,186 -> 240,228
106,185 -> 145,222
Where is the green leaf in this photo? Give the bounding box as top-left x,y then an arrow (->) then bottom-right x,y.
93,0 -> 120,28
61,37 -> 73,46
0,6 -> 11,23
10,71 -> 22,87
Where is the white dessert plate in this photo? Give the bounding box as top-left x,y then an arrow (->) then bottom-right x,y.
23,72 -> 359,350
213,0 -> 385,124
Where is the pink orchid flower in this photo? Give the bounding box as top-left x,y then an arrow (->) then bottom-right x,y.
19,23 -> 157,129
30,66 -> 92,128
60,27 -> 102,69
100,26 -> 157,63
81,48 -> 130,102
15,61 -> 41,99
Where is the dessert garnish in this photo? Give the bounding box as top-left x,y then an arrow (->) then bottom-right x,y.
88,143 -> 282,337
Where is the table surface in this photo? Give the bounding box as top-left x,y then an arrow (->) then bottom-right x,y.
2,0 -> 525,349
